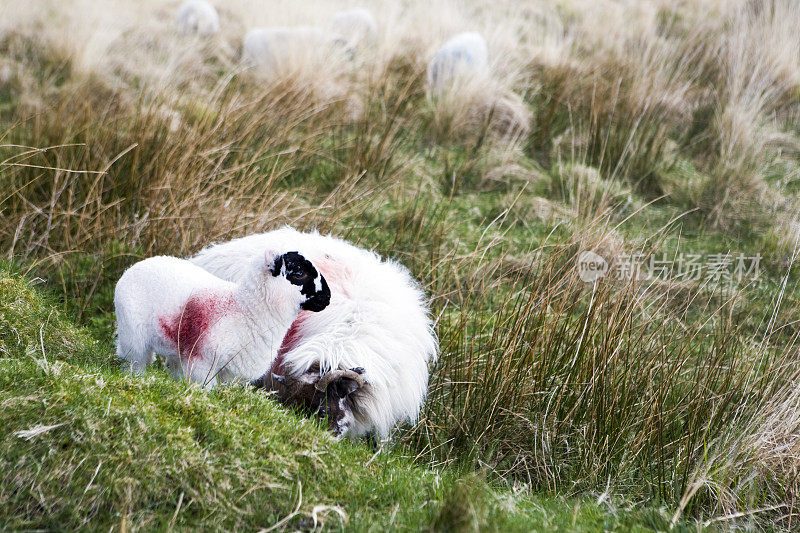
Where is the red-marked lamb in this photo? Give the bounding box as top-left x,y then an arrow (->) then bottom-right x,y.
191,227 -> 438,439
114,251 -> 330,387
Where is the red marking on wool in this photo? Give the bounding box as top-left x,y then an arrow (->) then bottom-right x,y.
159,293 -> 235,360
313,254 -> 352,297
269,352 -> 285,377
277,311 -> 310,357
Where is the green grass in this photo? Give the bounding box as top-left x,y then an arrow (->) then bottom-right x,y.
0,267 -> 686,531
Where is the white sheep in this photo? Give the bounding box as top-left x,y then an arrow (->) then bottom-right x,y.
115,251 -> 330,387
241,26 -> 354,76
329,8 -> 378,47
176,0 -> 220,37
427,31 -> 489,89
191,227 -> 438,439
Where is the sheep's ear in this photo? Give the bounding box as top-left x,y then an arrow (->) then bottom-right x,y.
332,376 -> 362,397
268,252 -> 283,277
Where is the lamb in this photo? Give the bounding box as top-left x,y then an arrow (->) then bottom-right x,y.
114,251 -> 330,387
427,31 -> 489,89
241,26 -> 354,76
176,0 -> 220,37
329,8 -> 378,48
190,227 -> 438,439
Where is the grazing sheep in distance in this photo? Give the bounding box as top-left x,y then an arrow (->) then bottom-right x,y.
330,8 -> 378,47
241,26 -> 354,76
114,251 -> 330,387
176,0 -> 220,37
428,31 -> 489,89
190,227 -> 438,439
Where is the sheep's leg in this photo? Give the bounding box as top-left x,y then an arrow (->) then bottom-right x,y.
179,355 -> 218,389
162,350 -> 217,388
116,333 -> 154,375
366,432 -> 391,452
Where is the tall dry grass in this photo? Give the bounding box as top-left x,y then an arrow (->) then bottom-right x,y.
521,0 -> 800,228
408,228 -> 800,523
3,0 -> 800,528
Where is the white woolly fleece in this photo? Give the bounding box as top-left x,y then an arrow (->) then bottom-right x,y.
176,0 -> 220,37
241,26 -> 353,76
330,8 -> 378,47
427,31 -> 489,88
190,227 -> 438,439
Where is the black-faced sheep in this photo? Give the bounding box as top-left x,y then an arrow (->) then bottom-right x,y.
190,227 -> 438,439
254,365 -> 367,437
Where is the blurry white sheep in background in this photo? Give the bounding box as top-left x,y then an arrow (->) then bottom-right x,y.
427,31 -> 489,89
329,8 -> 378,47
241,26 -> 354,76
176,0 -> 220,36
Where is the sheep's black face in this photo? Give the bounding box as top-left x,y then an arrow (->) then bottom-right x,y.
270,251 -> 331,312
262,365 -> 366,437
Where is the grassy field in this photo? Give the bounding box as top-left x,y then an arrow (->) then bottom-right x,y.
2,0 -> 800,530
1,266 -> 685,531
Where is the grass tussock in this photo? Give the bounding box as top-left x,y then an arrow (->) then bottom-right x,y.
3,0 -> 800,529
412,233 -> 800,518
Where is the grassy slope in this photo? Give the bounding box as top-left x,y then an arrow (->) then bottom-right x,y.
0,268 -> 681,531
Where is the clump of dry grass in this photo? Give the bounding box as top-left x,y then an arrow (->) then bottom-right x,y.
520,0 -> 800,228
527,20 -> 700,203
676,377 -> 800,528
407,223 -> 800,526
425,80 -> 531,145
691,0 -> 800,227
